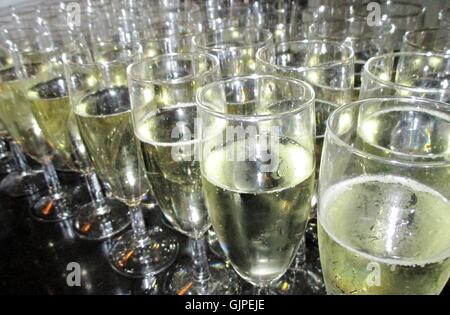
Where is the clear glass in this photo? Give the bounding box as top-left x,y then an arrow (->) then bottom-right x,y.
66,51 -> 178,277
319,97 -> 450,294
402,27 -> 450,55
360,52 -> 450,104
0,27 -> 77,221
256,40 -> 355,106
306,17 -> 395,100
193,27 -> 273,78
34,29 -> 130,238
197,74 -> 316,292
350,0 -> 425,51
129,52 -> 239,294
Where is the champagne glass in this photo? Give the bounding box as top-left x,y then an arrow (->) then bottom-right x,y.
307,17 -> 395,100
0,27 -> 78,221
350,0 -> 425,51
129,52 -> 239,294
197,74 -> 316,293
66,50 -> 179,277
23,28 -> 130,239
402,28 -> 450,55
360,52 -> 450,104
256,39 -> 354,292
256,40 -> 355,106
192,26 -> 273,78
257,41 -> 353,218
318,97 -> 450,294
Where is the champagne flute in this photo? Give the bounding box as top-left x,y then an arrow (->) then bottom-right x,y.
256,40 -> 354,291
350,0 -> 425,51
197,74 -> 316,293
0,26 -> 77,221
129,52 -> 240,294
402,27 -> 450,55
360,52 -> 450,104
192,26 -> 273,78
23,28 -> 130,239
318,97 -> 450,294
66,50 -> 179,277
307,17 -> 395,100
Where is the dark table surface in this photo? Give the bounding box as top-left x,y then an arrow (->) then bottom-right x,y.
0,169 -> 448,295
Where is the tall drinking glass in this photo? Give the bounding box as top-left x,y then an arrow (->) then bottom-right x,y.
318,97 -> 450,294
402,28 -> 450,55
197,75 -> 316,293
0,27 -> 77,221
193,27 -> 272,78
23,29 -> 131,239
66,51 -> 178,277
360,52 -> 450,104
129,52 -> 239,294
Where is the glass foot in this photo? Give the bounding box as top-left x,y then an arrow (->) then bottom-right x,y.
164,259 -> 241,295
30,184 -> 84,222
109,229 -> 179,278
0,170 -> 45,197
73,198 -> 130,241
30,194 -> 73,222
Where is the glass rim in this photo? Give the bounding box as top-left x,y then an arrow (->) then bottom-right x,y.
403,27 -> 450,53
196,74 -> 315,122
327,97 -> 450,168
255,39 -> 355,72
192,27 -> 273,52
127,52 -> 220,85
363,51 -> 450,94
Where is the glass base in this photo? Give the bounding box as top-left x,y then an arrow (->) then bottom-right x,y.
73,198 -> 130,241
109,229 -> 179,278
164,259 -> 241,295
30,184 -> 84,223
0,170 -> 45,197
30,194 -> 73,222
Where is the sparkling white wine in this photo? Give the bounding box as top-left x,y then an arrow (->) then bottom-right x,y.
203,138 -> 315,285
28,77 -> 91,172
136,103 -> 210,239
74,86 -> 148,204
318,175 -> 450,295
0,65 -> 54,161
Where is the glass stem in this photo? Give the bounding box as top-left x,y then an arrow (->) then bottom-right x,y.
130,204 -> 148,244
294,236 -> 306,269
11,141 -> 30,174
191,237 -> 211,283
42,159 -> 63,198
84,171 -> 109,215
